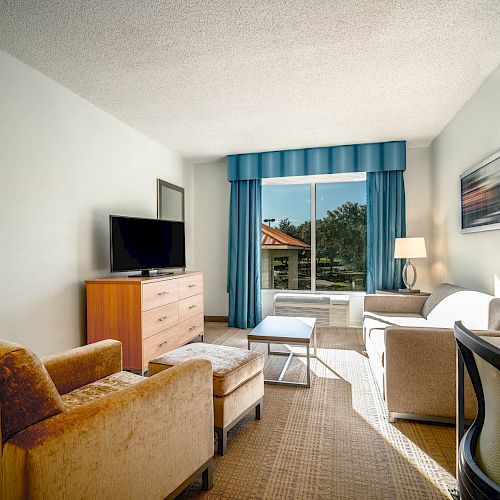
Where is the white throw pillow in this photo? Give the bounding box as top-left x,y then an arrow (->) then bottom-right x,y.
426,290 -> 492,330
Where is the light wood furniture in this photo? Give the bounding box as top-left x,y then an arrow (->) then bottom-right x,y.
86,272 -> 204,372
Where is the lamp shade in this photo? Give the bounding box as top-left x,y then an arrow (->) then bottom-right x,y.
394,237 -> 427,259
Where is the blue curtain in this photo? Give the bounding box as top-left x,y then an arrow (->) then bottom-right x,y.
227,179 -> 262,328
228,141 -> 406,181
366,171 -> 406,293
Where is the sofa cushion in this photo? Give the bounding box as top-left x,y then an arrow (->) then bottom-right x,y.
422,283 -> 465,318
62,371 -> 144,411
426,290 -> 493,330
363,312 -> 429,329
149,343 -> 264,396
0,340 -> 65,442
367,329 -> 386,366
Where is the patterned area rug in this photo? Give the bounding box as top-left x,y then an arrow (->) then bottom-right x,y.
180,323 -> 455,499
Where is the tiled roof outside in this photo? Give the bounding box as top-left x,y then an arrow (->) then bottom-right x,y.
261,224 -> 310,248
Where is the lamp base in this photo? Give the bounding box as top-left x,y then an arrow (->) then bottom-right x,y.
398,288 -> 421,294
402,259 -> 418,291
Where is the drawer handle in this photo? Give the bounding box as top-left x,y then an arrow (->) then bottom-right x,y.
159,341 -> 169,348
187,284 -> 197,288
188,305 -> 196,309
158,291 -> 170,296
189,325 -> 199,331
158,316 -> 169,322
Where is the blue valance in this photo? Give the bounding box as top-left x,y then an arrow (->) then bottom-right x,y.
227,141 -> 406,181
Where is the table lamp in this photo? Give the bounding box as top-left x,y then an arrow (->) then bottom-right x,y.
394,237 -> 427,293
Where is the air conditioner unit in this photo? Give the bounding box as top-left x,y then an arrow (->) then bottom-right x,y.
273,293 -> 350,327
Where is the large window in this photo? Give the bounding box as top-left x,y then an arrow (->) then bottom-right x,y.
261,184 -> 311,290
315,181 -> 366,291
261,175 -> 366,291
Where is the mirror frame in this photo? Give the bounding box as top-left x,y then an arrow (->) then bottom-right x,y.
157,179 -> 185,221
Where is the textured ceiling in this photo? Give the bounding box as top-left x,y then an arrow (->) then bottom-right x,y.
1,1 -> 500,160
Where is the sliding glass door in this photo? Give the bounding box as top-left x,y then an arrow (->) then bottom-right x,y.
262,175 -> 366,292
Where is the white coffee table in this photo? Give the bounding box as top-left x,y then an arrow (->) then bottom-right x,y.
247,316 -> 317,388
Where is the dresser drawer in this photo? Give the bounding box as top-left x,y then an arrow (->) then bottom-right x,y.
178,294 -> 204,322
142,302 -> 179,339
142,280 -> 178,311
142,314 -> 204,368
177,313 -> 204,343
142,325 -> 179,367
178,274 -> 203,300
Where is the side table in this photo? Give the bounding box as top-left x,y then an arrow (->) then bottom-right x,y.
375,289 -> 430,297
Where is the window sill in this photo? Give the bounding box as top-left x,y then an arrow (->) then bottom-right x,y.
261,289 -> 366,296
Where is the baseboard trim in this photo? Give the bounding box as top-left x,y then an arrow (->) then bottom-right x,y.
204,316 -> 228,323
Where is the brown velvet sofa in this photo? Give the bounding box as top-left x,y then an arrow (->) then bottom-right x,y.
0,339 -> 214,499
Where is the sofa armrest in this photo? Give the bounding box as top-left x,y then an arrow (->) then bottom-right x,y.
364,294 -> 428,315
4,359 -> 214,500
42,340 -> 123,395
474,329 -> 500,339
384,327 -> 500,420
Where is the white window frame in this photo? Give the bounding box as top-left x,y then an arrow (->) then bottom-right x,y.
262,172 -> 366,293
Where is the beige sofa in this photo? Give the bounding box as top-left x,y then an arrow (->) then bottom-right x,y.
0,339 -> 214,499
363,283 -> 500,423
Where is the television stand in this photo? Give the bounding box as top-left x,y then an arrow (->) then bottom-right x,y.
86,272 -> 204,372
129,270 -> 174,278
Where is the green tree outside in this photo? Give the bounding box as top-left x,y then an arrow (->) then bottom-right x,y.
270,202 -> 366,291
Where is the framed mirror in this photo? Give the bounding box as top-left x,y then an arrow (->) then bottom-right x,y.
157,179 -> 184,222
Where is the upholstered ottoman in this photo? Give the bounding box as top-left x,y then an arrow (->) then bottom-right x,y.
149,343 -> 264,455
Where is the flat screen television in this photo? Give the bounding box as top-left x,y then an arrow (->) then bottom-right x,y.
110,215 -> 185,276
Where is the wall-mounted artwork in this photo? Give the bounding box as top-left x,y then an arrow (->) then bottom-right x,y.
460,149 -> 500,233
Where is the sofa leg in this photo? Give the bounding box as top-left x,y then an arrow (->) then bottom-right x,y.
202,460 -> 214,491
215,427 -> 227,455
255,401 -> 262,420
166,458 -> 214,499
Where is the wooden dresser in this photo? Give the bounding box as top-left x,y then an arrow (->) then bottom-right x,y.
86,272 -> 204,372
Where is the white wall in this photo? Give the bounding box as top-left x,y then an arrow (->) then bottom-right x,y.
194,146 -> 432,325
405,146 -> 432,292
193,160 -> 230,316
0,51 -> 194,356
429,64 -> 500,294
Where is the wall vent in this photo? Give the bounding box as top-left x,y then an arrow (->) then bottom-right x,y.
273,293 -> 350,327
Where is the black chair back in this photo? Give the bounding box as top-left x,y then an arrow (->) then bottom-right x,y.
454,321 -> 500,500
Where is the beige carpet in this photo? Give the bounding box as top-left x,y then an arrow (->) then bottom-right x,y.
179,323 -> 456,499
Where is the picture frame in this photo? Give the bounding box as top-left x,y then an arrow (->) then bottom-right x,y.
460,148 -> 500,234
